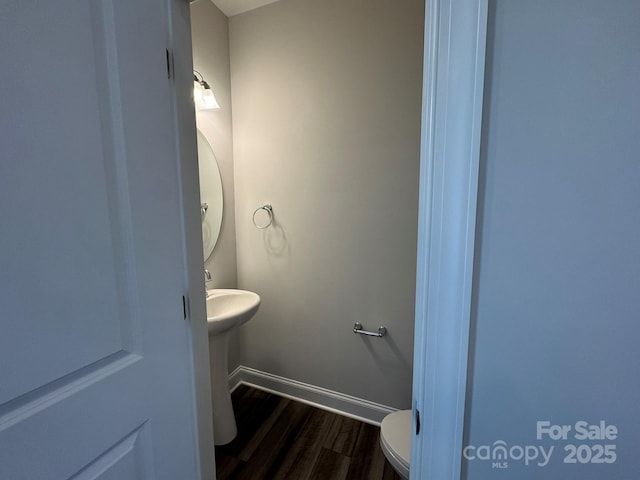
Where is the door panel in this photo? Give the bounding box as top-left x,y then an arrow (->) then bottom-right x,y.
0,0 -> 199,478
70,425 -> 151,480
0,0 -> 126,402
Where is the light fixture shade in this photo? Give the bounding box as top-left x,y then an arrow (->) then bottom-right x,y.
193,70 -> 220,110
193,71 -> 221,111
193,80 -> 204,105
201,86 -> 221,110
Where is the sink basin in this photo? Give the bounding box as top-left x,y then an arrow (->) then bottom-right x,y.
206,288 -> 260,335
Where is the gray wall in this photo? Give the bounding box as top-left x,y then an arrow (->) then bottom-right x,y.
465,1 -> 640,478
190,1 -> 241,370
229,0 -> 424,408
191,0 -> 237,290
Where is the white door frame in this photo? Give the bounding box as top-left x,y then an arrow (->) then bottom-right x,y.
174,0 -> 491,477
410,0 -> 489,478
169,0 -> 216,478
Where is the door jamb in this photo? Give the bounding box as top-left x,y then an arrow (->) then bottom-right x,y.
167,0 -> 216,478
410,0 -> 489,478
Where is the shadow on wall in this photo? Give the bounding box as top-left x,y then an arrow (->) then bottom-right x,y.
359,332 -> 413,376
253,205 -> 292,273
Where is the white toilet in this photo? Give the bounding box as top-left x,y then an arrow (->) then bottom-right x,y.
380,409 -> 411,479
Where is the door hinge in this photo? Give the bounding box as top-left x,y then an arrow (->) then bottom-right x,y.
182,295 -> 187,320
415,409 -> 421,435
166,48 -> 173,80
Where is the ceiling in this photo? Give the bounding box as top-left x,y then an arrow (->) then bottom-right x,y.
210,0 -> 282,17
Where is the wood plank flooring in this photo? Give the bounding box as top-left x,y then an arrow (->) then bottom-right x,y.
214,385 -> 402,480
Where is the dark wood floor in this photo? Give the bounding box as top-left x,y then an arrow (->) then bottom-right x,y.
214,385 -> 402,480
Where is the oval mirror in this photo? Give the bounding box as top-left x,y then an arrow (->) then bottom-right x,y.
197,129 -> 223,261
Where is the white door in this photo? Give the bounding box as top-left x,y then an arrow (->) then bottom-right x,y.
0,1 -> 201,478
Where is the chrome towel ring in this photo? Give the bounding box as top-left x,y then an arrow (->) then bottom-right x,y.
252,204 -> 273,229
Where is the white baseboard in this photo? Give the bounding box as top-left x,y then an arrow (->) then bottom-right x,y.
227,366 -> 396,426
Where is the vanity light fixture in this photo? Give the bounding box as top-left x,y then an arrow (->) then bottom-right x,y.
193,70 -> 220,110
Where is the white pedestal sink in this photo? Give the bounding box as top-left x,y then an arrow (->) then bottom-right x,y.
206,289 -> 260,445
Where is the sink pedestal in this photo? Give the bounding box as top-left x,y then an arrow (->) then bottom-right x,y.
205,289 -> 261,446
209,332 -> 237,445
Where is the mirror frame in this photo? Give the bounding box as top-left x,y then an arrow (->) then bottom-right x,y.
197,129 -> 223,261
